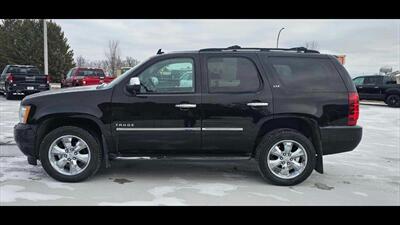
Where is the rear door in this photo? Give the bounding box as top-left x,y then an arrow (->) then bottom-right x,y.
200,53 -> 273,155
363,76 -> 382,100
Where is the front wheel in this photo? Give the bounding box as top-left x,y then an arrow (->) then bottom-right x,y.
39,126 -> 102,182
256,129 -> 316,186
386,94 -> 400,107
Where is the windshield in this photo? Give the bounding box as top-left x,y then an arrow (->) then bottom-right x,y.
77,69 -> 105,77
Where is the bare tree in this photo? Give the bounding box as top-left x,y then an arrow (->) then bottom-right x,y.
304,41 -> 319,50
124,56 -> 140,67
75,55 -> 87,67
105,40 -> 121,75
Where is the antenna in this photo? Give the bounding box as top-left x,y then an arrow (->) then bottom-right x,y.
157,49 -> 164,55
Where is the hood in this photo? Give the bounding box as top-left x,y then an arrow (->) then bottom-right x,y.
23,85 -> 99,100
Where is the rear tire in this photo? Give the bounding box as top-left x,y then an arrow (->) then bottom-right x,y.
256,128 -> 316,186
39,126 -> 102,182
386,94 -> 400,107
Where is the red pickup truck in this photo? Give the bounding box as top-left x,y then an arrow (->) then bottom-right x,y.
61,67 -> 115,88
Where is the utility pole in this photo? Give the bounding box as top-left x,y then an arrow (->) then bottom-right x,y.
276,27 -> 285,48
43,19 -> 48,75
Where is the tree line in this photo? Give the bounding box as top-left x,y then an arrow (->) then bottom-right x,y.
0,20 -> 140,82
75,40 -> 140,76
0,19 -> 75,82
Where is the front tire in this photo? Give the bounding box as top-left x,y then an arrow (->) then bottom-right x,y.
5,91 -> 13,100
39,126 -> 102,182
386,94 -> 400,107
256,129 -> 316,186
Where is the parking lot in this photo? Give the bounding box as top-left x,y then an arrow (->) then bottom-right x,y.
0,96 -> 399,205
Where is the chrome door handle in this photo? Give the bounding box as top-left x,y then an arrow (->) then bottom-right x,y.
175,104 -> 197,109
247,102 -> 269,107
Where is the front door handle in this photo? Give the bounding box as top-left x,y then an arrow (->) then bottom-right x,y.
175,104 -> 197,109
247,102 -> 269,107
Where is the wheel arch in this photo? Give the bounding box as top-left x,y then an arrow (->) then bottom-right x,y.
34,114 -> 112,165
253,115 -> 324,173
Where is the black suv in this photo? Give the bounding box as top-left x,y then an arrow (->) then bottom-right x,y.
14,46 -> 362,185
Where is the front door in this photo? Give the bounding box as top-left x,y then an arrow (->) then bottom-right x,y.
111,55 -> 202,154
200,53 -> 273,155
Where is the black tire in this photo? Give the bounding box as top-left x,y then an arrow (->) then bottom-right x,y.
255,128 -> 316,186
39,126 -> 103,182
5,91 -> 13,100
386,94 -> 400,108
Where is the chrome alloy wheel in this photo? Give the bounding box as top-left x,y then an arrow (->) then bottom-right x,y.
267,140 -> 308,179
48,135 -> 91,176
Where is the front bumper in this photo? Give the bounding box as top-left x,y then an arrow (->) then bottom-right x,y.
14,123 -> 37,160
320,125 -> 362,155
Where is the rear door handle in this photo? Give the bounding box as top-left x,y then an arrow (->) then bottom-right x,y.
247,102 -> 269,107
175,104 -> 197,109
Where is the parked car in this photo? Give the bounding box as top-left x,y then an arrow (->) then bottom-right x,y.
14,46 -> 362,185
61,67 -> 115,88
353,75 -> 400,107
0,65 -> 50,99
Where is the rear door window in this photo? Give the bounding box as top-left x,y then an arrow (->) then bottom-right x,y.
364,76 -> 381,85
207,57 -> 261,93
264,56 -> 346,92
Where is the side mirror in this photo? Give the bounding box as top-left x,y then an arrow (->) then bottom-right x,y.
126,77 -> 141,94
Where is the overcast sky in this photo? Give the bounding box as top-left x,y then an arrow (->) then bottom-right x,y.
54,19 -> 400,76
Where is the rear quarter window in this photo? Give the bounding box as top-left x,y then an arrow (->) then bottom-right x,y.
264,56 -> 346,92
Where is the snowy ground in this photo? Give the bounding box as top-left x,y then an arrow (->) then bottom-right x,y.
0,95 -> 399,205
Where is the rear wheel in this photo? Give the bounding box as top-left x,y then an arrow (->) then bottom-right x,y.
256,129 -> 316,186
39,126 -> 102,182
386,94 -> 400,107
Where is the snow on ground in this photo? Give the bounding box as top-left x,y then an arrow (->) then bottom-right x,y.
0,95 -> 399,205
0,96 -> 20,145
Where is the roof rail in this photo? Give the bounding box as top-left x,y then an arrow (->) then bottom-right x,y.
199,45 -> 320,54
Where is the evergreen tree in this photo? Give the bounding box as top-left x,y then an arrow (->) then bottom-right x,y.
0,19 -> 75,82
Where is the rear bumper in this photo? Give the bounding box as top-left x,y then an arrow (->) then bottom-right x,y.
8,83 -> 49,94
14,123 -> 37,159
320,126 -> 362,155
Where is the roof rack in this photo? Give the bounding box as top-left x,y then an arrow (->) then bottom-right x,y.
199,45 -> 320,54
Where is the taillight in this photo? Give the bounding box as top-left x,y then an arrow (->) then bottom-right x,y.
6,73 -> 14,83
46,75 -> 51,84
348,92 -> 359,126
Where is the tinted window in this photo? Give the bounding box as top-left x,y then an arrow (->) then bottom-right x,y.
7,66 -> 40,74
384,76 -> 396,84
138,58 -> 194,93
364,76 -> 381,85
353,77 -> 364,85
77,69 -> 105,77
207,57 -> 261,93
265,56 -> 346,92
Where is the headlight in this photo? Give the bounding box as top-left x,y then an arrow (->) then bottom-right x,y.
19,105 -> 31,124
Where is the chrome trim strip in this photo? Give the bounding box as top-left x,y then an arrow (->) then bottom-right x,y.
175,104 -> 197,108
116,127 -> 243,131
247,102 -> 269,107
116,127 -> 201,131
202,128 -> 243,131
